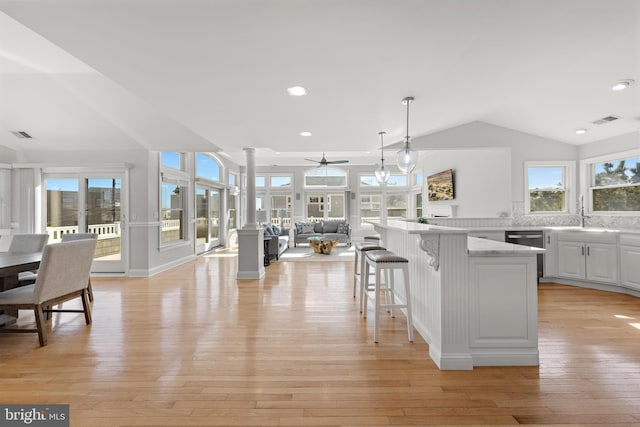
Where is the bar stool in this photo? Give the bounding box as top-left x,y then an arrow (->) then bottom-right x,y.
363,250 -> 414,343
353,242 -> 385,301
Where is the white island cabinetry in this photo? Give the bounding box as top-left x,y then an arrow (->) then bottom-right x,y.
368,220 -> 543,371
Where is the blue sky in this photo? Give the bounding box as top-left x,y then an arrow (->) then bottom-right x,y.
528,168 -> 563,189
46,178 -> 121,192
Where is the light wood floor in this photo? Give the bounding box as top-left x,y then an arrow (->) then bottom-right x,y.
1,251 -> 640,426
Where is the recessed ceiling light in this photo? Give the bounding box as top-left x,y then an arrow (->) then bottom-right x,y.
300,131 -> 312,137
611,79 -> 635,91
575,129 -> 587,135
287,86 -> 307,96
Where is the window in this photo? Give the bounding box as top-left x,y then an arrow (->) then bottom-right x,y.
525,162 -> 573,213
161,152 -> 183,170
270,176 -> 292,187
229,173 -> 237,186
160,153 -> 189,247
387,175 -> 408,186
386,193 -> 408,218
360,175 -> 380,187
271,194 -> 292,227
360,174 -> 407,187
256,176 -> 266,187
360,194 -> 381,223
161,179 -> 186,244
306,193 -> 344,220
416,192 -> 423,218
305,167 -> 347,187
413,171 -> 423,186
591,155 -> 640,212
195,153 -> 221,182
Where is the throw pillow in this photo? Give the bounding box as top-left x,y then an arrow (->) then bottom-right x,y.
264,225 -> 274,236
323,221 -> 338,233
337,222 -> 349,234
301,223 -> 316,233
272,225 -> 281,236
295,222 -> 303,234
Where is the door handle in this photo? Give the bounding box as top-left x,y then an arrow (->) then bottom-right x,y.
507,234 -> 543,239
587,246 -> 590,256
581,246 -> 584,256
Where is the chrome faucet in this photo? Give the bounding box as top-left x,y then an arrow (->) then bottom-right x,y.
579,196 -> 590,227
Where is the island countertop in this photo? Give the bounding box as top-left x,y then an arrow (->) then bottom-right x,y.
467,236 -> 545,256
368,220 -> 545,255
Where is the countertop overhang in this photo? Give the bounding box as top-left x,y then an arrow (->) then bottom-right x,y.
368,220 -> 545,256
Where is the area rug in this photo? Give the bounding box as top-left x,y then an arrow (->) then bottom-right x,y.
279,245 -> 355,262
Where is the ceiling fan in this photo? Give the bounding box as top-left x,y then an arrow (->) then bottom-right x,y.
304,152 -> 349,167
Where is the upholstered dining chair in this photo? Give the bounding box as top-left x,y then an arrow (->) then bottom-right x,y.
11,234 -> 50,286
8,233 -> 49,254
0,239 -> 97,346
61,233 -> 98,302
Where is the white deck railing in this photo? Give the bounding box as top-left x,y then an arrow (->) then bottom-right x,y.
47,222 -> 121,243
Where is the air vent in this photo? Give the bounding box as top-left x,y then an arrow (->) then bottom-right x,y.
591,115 -> 622,125
11,131 -> 33,139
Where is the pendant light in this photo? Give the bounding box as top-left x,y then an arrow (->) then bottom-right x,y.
374,131 -> 391,184
396,96 -> 418,173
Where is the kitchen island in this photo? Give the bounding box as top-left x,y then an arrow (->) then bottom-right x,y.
368,220 -> 544,370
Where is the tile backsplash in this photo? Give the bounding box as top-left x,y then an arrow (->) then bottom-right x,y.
424,203 -> 640,230
511,202 -> 640,230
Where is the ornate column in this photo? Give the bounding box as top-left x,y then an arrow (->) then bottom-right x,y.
237,147 -> 265,280
244,147 -> 257,229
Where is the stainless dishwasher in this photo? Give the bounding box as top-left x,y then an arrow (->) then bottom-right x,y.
505,230 -> 544,279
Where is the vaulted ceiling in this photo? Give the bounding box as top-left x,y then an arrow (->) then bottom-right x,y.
1,0 -> 638,166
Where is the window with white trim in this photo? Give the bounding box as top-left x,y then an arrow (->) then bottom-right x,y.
161,152 -> 184,171
160,177 -> 187,244
305,167 -> 347,187
160,152 -> 189,246
525,162 -> 574,213
591,155 -> 640,212
195,153 -> 221,182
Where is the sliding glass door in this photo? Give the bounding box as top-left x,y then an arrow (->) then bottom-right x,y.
44,173 -> 127,273
195,185 -> 221,254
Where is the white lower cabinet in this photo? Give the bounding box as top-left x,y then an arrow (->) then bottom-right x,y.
556,232 -> 618,285
585,243 -> 618,284
557,240 -> 586,280
620,234 -> 640,291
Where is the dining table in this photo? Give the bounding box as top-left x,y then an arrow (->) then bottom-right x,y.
0,251 -> 42,326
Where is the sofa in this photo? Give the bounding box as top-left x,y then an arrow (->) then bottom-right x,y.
263,224 -> 289,260
294,220 -> 351,247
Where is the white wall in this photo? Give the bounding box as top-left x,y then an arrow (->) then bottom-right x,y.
578,132 -> 640,160
411,121 -> 578,202
421,147 -> 512,218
